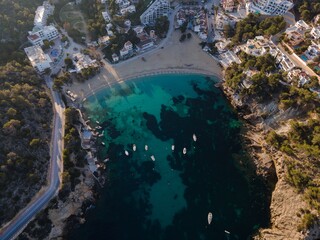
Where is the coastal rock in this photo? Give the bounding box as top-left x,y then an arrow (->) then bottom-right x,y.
221,84 -> 312,240
48,168 -> 95,239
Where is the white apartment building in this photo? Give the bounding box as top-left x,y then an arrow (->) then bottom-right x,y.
24,46 -> 52,73
246,0 -> 293,15
310,26 -> 320,39
140,0 -> 170,25
34,1 -> 55,27
28,25 -> 59,46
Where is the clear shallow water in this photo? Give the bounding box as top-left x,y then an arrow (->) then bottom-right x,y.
70,74 -> 270,240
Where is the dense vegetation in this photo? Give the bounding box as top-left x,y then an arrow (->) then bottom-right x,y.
79,0 -> 106,40
228,14 -> 287,46
225,53 -> 283,102
0,61 -> 52,225
294,0 -> 320,22
266,118 -> 320,230
59,108 -> 85,200
225,45 -> 320,231
0,0 -> 43,64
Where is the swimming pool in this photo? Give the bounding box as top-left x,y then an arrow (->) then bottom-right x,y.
300,54 -> 308,62
50,49 -> 59,58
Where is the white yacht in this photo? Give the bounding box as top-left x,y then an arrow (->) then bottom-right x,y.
208,212 -> 213,225
171,145 -> 175,151
133,144 -> 136,151
151,155 -> 155,161
183,148 -> 187,155
125,150 -> 129,156
193,134 -> 197,142
101,142 -> 105,146
145,145 -> 148,151
96,120 -> 100,124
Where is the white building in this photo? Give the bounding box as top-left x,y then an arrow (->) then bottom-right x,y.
220,50 -> 241,68
28,25 -> 59,46
140,0 -> 170,25
119,41 -> 133,59
112,53 -> 119,62
120,5 -> 136,15
24,46 -> 52,73
72,53 -> 97,73
276,53 -> 295,71
240,36 -> 279,57
310,26 -> 320,39
246,0 -> 293,15
34,1 -> 54,27
102,11 -> 111,22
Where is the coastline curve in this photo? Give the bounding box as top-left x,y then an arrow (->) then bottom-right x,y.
79,68 -> 222,101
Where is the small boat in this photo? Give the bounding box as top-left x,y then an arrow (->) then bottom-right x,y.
193,134 -> 197,142
96,121 -> 100,124
224,230 -> 230,234
208,212 -> 213,225
151,155 -> 155,161
133,144 -> 136,151
183,148 -> 187,155
145,145 -> 148,151
103,158 -> 110,163
171,145 -> 175,151
98,133 -> 104,137
101,142 -> 105,146
125,150 -> 129,156
95,126 -> 102,130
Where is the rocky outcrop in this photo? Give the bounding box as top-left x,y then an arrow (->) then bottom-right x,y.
221,84 -> 311,240
48,168 -> 95,239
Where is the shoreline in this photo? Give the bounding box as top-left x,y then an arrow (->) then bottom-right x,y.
80,68 -> 222,100
67,30 -> 223,100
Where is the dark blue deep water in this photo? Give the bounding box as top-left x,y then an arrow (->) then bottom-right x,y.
70,74 -> 270,240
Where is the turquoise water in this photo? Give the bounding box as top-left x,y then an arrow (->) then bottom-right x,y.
70,74 -> 270,240
300,54 -> 308,62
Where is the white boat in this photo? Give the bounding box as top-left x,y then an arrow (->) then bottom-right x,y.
171,145 -> 175,151
151,155 -> 155,161
98,133 -> 104,137
183,148 -> 187,155
133,144 -> 136,151
103,158 -> 110,163
224,230 -> 230,234
193,134 -> 197,142
96,121 -> 100,124
101,142 -> 105,146
145,145 -> 148,151
208,212 -> 213,225
125,150 -> 129,156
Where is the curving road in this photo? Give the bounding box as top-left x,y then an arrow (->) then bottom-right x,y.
0,79 -> 65,240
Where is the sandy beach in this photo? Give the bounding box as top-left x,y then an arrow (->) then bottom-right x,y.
68,30 -> 223,100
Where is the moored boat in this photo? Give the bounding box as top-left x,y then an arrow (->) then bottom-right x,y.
145,145 -> 148,151
172,145 -> 175,151
101,142 -> 105,146
193,133 -> 197,142
183,148 -> 187,155
151,155 -> 155,161
133,144 -> 136,151
208,212 -> 213,225
125,150 -> 129,156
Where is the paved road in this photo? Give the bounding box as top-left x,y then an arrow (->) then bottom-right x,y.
0,79 -> 65,240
